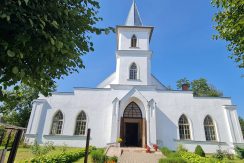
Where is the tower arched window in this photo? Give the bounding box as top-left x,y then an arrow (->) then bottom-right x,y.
50,111 -> 63,135
129,63 -> 137,80
131,34 -> 137,48
204,115 -> 216,141
74,111 -> 87,135
178,114 -> 191,140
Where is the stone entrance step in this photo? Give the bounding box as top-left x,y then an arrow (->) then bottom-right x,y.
118,148 -> 164,163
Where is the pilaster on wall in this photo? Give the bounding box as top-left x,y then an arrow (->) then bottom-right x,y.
149,99 -> 157,145
26,99 -> 47,135
146,99 -> 157,147
110,98 -> 120,143
223,105 -> 244,144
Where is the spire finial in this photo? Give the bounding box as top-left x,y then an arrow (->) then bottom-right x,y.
125,0 -> 143,26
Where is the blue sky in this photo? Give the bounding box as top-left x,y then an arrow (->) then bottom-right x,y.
55,0 -> 244,117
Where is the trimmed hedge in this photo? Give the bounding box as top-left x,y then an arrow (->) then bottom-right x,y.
29,149 -> 87,163
179,151 -> 219,163
159,157 -> 187,163
194,145 -> 205,157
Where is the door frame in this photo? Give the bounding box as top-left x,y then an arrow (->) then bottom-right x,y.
120,117 -> 146,147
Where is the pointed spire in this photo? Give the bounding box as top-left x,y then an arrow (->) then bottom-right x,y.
125,0 -> 143,26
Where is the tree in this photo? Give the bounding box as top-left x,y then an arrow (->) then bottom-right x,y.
212,0 -> 244,68
239,117 -> 244,138
0,0 -> 112,102
176,78 -> 223,97
0,84 -> 53,127
176,77 -> 191,90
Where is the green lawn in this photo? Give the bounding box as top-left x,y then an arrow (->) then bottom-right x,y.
2,147 -> 87,163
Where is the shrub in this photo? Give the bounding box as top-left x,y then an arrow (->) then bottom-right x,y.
159,157 -> 187,163
235,146 -> 244,159
160,147 -> 181,157
212,148 -> 224,160
194,145 -> 205,157
61,143 -> 68,153
179,151 -> 208,163
91,148 -> 107,163
116,138 -> 122,143
29,149 -> 87,163
177,144 -> 187,152
108,156 -> 118,162
160,147 -> 172,157
31,140 -> 55,156
223,150 -> 234,160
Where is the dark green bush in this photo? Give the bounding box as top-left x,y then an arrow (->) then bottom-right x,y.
91,148 -> 107,163
235,146 -> 244,159
159,158 -> 187,163
194,145 -> 205,157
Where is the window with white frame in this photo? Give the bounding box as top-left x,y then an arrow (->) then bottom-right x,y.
178,114 -> 191,140
129,63 -> 137,80
204,115 -> 216,141
74,111 -> 87,135
50,111 -> 63,135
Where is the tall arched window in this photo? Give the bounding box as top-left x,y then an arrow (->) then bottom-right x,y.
129,63 -> 137,80
74,111 -> 87,135
50,111 -> 63,135
178,114 -> 191,140
131,34 -> 137,47
204,115 -> 216,141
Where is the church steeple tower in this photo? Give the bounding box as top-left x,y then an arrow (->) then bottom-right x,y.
114,1 -> 154,86
125,1 -> 143,26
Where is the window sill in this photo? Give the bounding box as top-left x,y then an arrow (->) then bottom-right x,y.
174,139 -> 226,145
127,79 -> 141,82
43,134 -> 89,140
129,47 -> 140,49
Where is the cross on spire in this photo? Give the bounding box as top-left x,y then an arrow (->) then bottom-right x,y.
125,0 -> 143,26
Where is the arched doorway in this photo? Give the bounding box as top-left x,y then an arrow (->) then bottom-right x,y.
120,102 -> 146,147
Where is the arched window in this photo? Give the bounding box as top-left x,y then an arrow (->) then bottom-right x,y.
50,111 -> 63,135
123,102 -> 142,118
74,111 -> 87,135
131,35 -> 137,47
178,115 -> 191,140
204,115 -> 216,141
129,63 -> 137,80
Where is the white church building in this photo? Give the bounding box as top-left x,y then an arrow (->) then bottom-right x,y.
25,2 -> 244,153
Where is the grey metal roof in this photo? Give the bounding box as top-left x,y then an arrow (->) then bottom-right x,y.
125,1 -> 143,26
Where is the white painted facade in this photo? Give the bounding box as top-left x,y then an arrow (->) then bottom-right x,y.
25,2 -> 244,153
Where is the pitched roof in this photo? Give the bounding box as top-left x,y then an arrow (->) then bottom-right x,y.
125,1 -> 143,26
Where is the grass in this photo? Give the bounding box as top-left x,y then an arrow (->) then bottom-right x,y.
75,155 -> 93,163
2,147 -> 87,163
